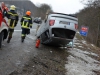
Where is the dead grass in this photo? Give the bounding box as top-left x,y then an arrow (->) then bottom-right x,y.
75,33 -> 84,40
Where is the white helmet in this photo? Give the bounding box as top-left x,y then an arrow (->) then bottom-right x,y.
10,5 -> 16,10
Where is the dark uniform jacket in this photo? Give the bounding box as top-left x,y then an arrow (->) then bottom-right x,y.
20,15 -> 32,29
6,10 -> 19,29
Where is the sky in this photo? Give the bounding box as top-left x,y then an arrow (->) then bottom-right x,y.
30,0 -> 86,14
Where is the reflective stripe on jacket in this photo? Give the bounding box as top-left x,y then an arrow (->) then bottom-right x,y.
21,15 -> 32,29
6,10 -> 19,29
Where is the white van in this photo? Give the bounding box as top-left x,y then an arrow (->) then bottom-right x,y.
36,13 -> 78,47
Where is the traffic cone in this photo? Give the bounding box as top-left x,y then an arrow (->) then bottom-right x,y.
35,39 -> 40,48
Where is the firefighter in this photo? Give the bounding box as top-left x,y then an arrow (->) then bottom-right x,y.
33,17 -> 42,36
6,5 -> 19,43
36,17 -> 42,33
0,2 -> 8,18
20,11 -> 32,42
0,2 -> 9,27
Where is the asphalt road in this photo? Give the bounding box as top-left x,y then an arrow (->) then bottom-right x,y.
0,22 -> 67,75
0,22 -> 37,74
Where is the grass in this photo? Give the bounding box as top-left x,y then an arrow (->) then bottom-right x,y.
75,33 -> 84,40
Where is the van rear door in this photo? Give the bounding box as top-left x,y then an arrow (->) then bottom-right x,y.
49,14 -> 78,31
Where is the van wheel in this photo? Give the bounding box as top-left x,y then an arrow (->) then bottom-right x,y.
0,32 -> 4,48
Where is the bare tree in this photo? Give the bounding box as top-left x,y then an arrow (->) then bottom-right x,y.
80,0 -> 100,7
77,0 -> 100,46
34,3 -> 53,19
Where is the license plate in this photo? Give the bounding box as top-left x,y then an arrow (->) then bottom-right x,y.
59,21 -> 70,25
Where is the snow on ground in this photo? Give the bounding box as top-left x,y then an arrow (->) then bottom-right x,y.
82,40 -> 87,44
78,46 -> 83,48
91,44 -> 95,47
65,38 -> 100,75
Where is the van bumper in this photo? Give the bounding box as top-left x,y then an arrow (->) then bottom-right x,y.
45,37 -> 73,47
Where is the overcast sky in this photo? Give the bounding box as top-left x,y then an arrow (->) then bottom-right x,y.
30,0 -> 86,14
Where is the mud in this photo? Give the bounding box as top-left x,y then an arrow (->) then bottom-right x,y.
9,45 -> 68,75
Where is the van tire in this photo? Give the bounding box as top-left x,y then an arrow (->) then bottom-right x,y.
0,32 -> 4,48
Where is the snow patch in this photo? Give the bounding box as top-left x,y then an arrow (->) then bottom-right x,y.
76,31 -> 79,34
73,45 -> 76,47
91,44 -> 95,47
65,48 -> 100,75
78,46 -> 83,48
82,40 -> 87,44
26,35 -> 36,40
74,43 -> 80,45
74,37 -> 77,40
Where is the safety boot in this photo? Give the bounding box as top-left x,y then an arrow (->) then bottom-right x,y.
21,36 -> 25,43
21,38 -> 24,43
7,37 -> 11,43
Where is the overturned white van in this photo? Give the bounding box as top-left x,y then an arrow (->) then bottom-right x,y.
36,13 -> 78,47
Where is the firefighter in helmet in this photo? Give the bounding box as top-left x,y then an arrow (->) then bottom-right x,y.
20,11 -> 32,42
6,5 -> 19,43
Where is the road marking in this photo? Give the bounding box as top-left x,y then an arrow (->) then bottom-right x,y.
14,29 -> 36,40
14,30 -> 22,31
26,35 -> 36,40
14,29 -> 36,32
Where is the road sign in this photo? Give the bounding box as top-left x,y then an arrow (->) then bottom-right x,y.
80,31 -> 88,36
80,26 -> 89,36
81,27 -> 88,32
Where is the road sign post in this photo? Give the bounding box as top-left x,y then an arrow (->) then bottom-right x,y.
80,26 -> 89,40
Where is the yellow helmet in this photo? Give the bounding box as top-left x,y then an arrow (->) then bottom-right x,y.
10,5 -> 16,10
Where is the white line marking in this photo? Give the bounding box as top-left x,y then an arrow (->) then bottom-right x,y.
14,29 -> 36,31
14,30 -> 22,31
26,35 -> 36,40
